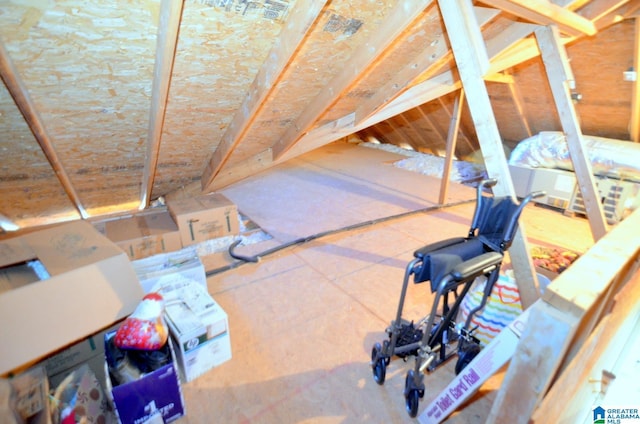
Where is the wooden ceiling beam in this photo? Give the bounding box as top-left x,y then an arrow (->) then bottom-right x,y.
140,0 -> 185,208
0,42 -> 87,220
481,0 -> 597,36
270,0 -> 435,161
201,0 -> 328,192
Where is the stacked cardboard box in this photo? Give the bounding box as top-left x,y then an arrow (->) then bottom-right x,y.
167,193 -> 239,247
103,209 -> 182,260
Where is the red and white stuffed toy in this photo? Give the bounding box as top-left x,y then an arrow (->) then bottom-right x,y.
114,292 -> 168,351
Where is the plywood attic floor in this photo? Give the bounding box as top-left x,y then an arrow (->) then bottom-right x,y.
178,142 -> 593,423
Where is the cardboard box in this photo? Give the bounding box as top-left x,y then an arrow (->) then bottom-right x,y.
104,210 -> 182,260
104,331 -> 185,424
132,250 -> 207,294
164,282 -> 231,382
167,194 -> 239,246
0,220 -> 145,375
8,365 -> 50,424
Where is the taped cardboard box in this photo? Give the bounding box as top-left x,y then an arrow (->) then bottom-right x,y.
0,220 -> 144,376
104,210 -> 182,260
167,193 -> 239,246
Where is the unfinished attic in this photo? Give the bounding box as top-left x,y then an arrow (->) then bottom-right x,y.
1,0 -> 640,422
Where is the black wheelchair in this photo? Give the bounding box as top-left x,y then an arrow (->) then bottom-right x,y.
369,178 -> 544,417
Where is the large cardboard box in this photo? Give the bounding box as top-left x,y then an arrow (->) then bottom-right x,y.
104,331 -> 185,424
132,250 -> 207,293
104,210 -> 182,260
0,220 -> 144,375
167,194 -> 239,246
164,282 -> 231,382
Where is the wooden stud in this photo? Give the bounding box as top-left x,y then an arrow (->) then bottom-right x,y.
505,70 -> 534,137
439,0 -> 540,309
0,42 -> 87,219
396,113 -> 433,151
438,89 -> 464,204
270,0 -> 435,161
489,208 -> 640,422
481,0 -> 597,36
438,97 -> 475,154
535,25 -> 609,240
141,0 -> 185,208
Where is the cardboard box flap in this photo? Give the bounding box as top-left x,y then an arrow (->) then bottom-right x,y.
22,220 -> 124,277
0,221 -> 144,375
0,237 -> 37,268
105,212 -> 179,243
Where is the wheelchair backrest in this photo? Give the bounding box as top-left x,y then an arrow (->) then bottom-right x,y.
470,196 -> 522,253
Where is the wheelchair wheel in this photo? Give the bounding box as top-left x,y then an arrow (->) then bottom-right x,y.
455,343 -> 481,375
404,370 -> 422,418
371,342 -> 387,385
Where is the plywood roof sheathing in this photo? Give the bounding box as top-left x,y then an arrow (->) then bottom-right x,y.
201,0 -> 329,191
0,42 -> 88,220
270,0 -> 436,161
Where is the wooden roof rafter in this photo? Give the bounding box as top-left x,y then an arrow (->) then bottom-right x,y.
0,42 -> 88,221
200,0 -> 329,192
353,6 -> 501,127
269,0 -> 437,162
140,0 -> 185,209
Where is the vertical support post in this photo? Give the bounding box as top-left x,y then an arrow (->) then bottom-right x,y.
438,0 -> 539,309
535,25 -> 608,240
438,89 -> 464,204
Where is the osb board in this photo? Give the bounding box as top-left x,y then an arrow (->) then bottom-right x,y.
0,0 -> 158,213
321,3 -> 444,124
0,83 -> 77,227
153,0 -> 293,197
221,1 -> 400,167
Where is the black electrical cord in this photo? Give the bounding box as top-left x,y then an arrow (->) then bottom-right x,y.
206,198 -> 476,277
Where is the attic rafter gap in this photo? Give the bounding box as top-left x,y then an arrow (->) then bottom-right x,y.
141,0 -> 185,209
0,42 -> 88,220
200,0 -> 329,192
270,0 -> 436,161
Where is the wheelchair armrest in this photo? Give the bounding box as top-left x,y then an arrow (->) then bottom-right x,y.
451,251 -> 503,282
414,237 -> 467,259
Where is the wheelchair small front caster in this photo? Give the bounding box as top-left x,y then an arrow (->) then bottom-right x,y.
404,369 -> 425,418
370,342 -> 387,385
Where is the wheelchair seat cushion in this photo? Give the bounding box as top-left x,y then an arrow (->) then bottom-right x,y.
412,237 -> 488,292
